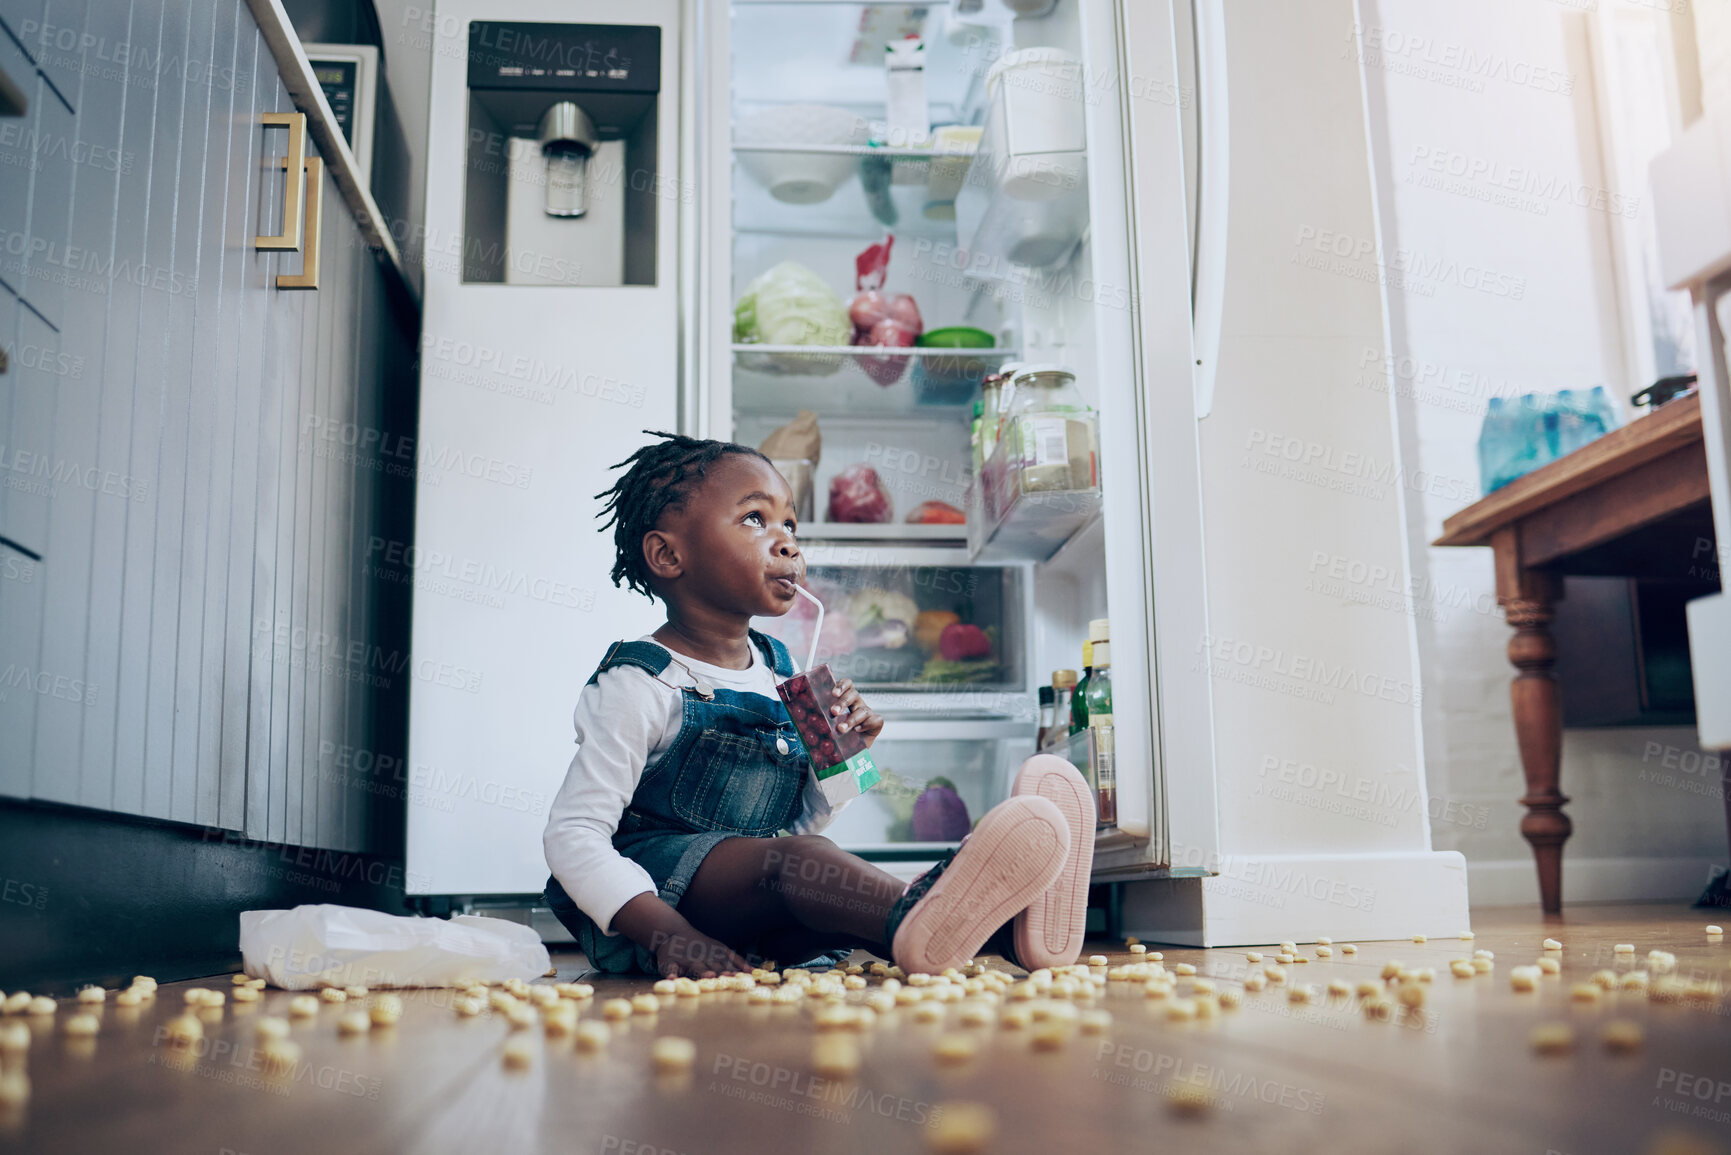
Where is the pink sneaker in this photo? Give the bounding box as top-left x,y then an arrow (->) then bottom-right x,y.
884,795 -> 1069,975
1010,754 -> 1097,969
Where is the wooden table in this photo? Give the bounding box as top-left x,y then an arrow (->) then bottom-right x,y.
1434,394 -> 1718,913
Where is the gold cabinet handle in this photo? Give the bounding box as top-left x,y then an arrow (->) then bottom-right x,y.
257,112 -> 305,251
276,155 -> 322,291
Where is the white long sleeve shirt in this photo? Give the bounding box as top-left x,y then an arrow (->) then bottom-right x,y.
542,637 -> 852,936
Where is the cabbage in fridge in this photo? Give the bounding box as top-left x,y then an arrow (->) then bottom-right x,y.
733,261 -> 852,375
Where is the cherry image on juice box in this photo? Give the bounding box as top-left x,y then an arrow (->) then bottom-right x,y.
776,664 -> 881,806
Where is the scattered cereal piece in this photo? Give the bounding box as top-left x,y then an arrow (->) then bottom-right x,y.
1529,1023 -> 1574,1055
1316,946 -> 1333,958
574,1020 -> 610,1052
1474,950 -> 1495,961
1537,958 -> 1561,975
631,993 -> 661,1015
999,1006 -> 1032,1030
505,1003 -> 537,1030
1087,955 -> 1109,967
337,1011 -> 371,1036
912,1002 -> 945,1024
255,1016 -> 291,1041
1412,934 -> 1427,944
1472,958 -> 1493,974
1173,963 -> 1197,976
1450,959 -> 1476,979
1245,951 -> 1263,964
1413,968 -> 1436,983
502,1039 -> 534,1070
1510,967 -> 1539,993
1166,1083 -> 1215,1118
1591,970 -> 1618,990
813,1034 -> 860,1079
928,1102 -> 996,1154
0,1071 -> 28,1107
1288,985 -> 1314,1005
0,1023 -> 28,1054
62,1013 -> 98,1037
1275,953 -> 1295,965
76,987 -> 105,1005
1542,938 -> 1563,951
1,992 -> 31,1015
1080,1008 -> 1114,1032
1165,999 -> 1197,1022
1381,961 -> 1403,980
933,1033 -> 979,1065
601,998 -> 633,1021
1613,943 -> 1635,955
370,996 -> 403,1027
183,989 -> 207,1005
1397,982 -> 1425,1009
164,1015 -> 203,1046
345,986 -> 368,999
1279,941 -> 1298,954
1244,973 -> 1266,993
1356,981 -> 1381,999
1216,988 -> 1242,1011
1708,925 -> 1724,936
1263,965 -> 1287,985
1569,983 -> 1601,1004
1129,944 -> 1147,955
652,1036 -> 696,1073
288,995 -> 320,1018
1362,997 -> 1393,1022
26,997 -> 55,1016
1600,1020 -> 1643,1053
1327,980 -> 1353,999
1341,945 -> 1358,955
231,987 -> 259,1003
261,1039 -> 301,1076
1459,930 -> 1475,941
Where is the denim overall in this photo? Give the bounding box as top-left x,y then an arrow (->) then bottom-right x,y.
544,630 -> 853,974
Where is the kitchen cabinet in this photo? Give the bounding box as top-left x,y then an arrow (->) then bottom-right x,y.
0,0 -> 417,855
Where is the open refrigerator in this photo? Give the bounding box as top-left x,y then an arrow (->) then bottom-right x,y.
404,0 -> 1217,908
695,0 -> 1215,884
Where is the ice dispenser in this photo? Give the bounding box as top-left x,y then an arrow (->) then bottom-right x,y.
463,21 -> 661,286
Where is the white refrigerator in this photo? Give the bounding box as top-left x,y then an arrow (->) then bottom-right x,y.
405,0 -> 1217,918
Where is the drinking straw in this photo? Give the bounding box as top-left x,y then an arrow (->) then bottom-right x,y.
795,584 -> 824,674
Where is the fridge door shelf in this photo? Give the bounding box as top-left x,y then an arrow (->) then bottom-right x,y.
1038,725 -> 1117,834
732,344 -> 1015,418
733,142 -> 982,238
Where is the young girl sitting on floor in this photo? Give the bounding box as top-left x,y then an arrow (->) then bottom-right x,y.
542,432 -> 1096,978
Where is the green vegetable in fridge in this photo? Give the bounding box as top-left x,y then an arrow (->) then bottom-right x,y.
732,261 -> 851,374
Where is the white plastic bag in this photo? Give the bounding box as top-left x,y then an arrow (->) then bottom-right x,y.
239,904 -> 551,990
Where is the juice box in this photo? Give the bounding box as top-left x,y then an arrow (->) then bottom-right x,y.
776,664 -> 881,806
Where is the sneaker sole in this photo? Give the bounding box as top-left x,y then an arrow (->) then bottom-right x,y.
1011,754 -> 1097,970
891,795 -> 1069,975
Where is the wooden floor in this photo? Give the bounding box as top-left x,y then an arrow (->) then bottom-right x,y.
2,903 -> 1728,1155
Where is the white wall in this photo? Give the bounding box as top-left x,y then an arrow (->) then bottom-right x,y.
1358,0 -> 1727,905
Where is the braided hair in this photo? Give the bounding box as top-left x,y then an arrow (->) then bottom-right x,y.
596,431 -> 772,600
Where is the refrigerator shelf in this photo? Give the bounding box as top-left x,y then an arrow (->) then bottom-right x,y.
796,521 -> 967,545
732,346 -> 1014,418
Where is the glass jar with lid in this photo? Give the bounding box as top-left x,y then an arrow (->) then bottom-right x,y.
1003,364 -> 1097,494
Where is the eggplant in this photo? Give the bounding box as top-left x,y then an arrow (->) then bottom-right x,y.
910,779 -> 971,842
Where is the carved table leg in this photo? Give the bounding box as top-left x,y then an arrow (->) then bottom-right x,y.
1505,596 -> 1571,914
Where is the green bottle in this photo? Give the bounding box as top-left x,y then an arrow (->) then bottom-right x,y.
1071,640 -> 1093,735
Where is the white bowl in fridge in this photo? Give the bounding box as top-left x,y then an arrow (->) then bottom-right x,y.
736,104 -> 872,204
